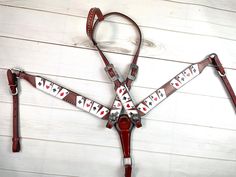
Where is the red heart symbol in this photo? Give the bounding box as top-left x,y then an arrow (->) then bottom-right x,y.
100,111 -> 104,115
154,97 -> 158,101
119,89 -> 122,93
86,104 -> 90,107
175,83 -> 179,86
46,85 -> 50,89
60,92 -> 64,96
127,104 -> 130,108
143,107 -> 147,111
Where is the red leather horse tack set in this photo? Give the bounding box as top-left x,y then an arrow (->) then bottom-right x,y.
7,8 -> 236,177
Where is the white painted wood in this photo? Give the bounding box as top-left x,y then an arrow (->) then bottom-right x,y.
0,0 -> 236,40
0,1 -> 236,177
0,5 -> 236,69
0,136 -> 236,177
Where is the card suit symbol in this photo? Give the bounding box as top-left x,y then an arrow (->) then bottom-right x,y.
119,89 -> 122,93
175,83 -> 179,87
86,104 -> 90,107
46,85 -> 50,89
123,96 -> 127,101
143,107 -> 147,111
149,102 -> 152,106
53,88 -> 57,92
154,97 -> 158,101
187,73 -> 191,77
193,69 -> 196,73
60,92 -> 64,96
38,82 -> 42,86
160,93 -> 163,97
100,111 -> 104,115
181,78 -> 185,81
127,104 -> 130,108
117,103 -> 121,107
129,112 -> 133,116
78,100 -> 82,104
93,107 -> 96,110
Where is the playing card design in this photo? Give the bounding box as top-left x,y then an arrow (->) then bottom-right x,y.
97,107 -> 109,118
56,88 -> 69,99
144,97 -> 155,109
157,89 -> 166,100
49,84 -> 61,96
120,93 -> 131,103
76,96 -> 86,109
190,64 -> 200,77
116,85 -> 126,97
90,102 -> 102,115
177,73 -> 187,84
137,103 -> 150,114
127,109 -> 139,118
35,77 -> 44,91
183,68 -> 193,81
113,100 -> 122,109
83,99 -> 93,112
124,101 -> 135,109
170,78 -> 182,89
43,80 -> 53,94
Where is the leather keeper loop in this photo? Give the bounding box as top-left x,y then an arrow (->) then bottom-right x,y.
127,63 -> 138,81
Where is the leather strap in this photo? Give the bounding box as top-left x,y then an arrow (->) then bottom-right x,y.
210,54 -> 236,109
116,115 -> 133,177
7,69 -> 21,152
86,8 -> 142,128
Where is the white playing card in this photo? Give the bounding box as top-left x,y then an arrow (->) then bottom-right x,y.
137,103 -> 150,114
76,96 -> 85,109
127,109 -> 139,117
113,100 -> 122,109
35,77 -> 44,91
56,88 -> 69,99
183,68 -> 193,81
83,99 -> 93,112
170,78 -> 182,89
177,73 -> 187,84
190,64 -> 200,77
90,102 -> 101,115
149,92 -> 161,107
97,107 -> 109,118
116,85 -> 126,97
157,89 -> 166,100
43,80 -> 53,93
49,84 -> 61,96
124,101 -> 135,110
120,93 -> 131,103
144,97 -> 155,109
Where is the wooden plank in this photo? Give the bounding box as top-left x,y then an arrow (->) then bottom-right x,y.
0,6 -> 236,69
0,68 -> 236,131
0,38 -> 235,99
0,0 -> 236,40
0,169 -> 71,177
1,101 -> 236,160
0,136 -> 236,177
165,0 -> 236,12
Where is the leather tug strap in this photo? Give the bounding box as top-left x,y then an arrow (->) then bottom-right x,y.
7,69 -> 20,152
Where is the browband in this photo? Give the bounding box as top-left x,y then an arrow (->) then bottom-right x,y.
7,7 -> 236,177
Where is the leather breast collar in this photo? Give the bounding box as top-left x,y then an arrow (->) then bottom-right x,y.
7,8 -> 236,177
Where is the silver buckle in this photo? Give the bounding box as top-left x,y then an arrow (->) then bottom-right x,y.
104,64 -> 120,82
123,157 -> 132,166
9,86 -> 18,96
127,63 -> 138,81
10,67 -> 23,77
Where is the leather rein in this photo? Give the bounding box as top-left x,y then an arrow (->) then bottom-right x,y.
7,7 -> 236,177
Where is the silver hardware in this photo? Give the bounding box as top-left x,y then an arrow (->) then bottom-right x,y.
9,86 -> 18,96
218,70 -> 226,77
104,64 -> 120,82
10,67 -> 23,77
123,157 -> 132,166
127,63 -> 138,81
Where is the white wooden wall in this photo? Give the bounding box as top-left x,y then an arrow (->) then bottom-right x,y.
0,1 -> 236,177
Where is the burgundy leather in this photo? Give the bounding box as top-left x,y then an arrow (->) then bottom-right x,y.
7,69 -> 20,152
